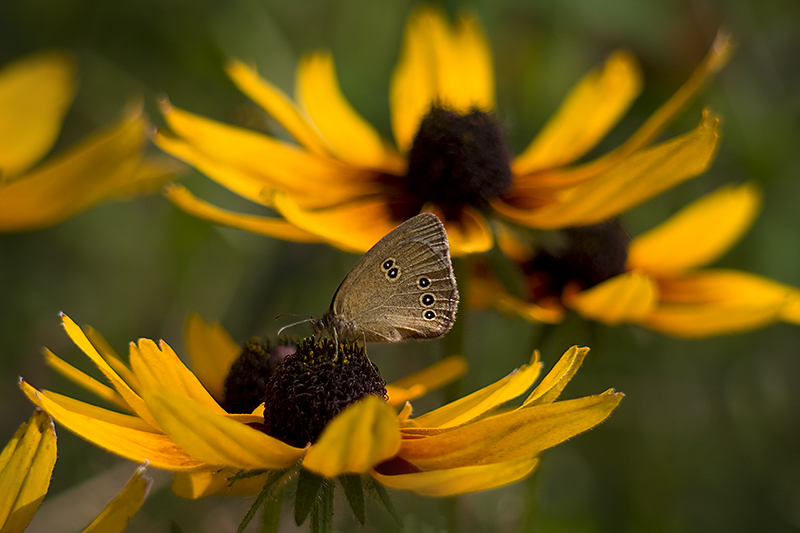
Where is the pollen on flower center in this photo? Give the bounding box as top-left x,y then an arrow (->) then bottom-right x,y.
261,337 -> 387,448
402,106 -> 513,219
524,221 -> 630,301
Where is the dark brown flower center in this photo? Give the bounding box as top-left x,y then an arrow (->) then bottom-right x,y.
223,338 -> 296,414
523,221 -> 630,302
390,105 -> 513,220
261,337 -> 387,448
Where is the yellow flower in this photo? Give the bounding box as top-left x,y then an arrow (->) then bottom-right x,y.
21,313 -> 620,520
0,51 -> 177,232
0,409 -> 151,533
155,7 -> 731,256
476,183 -> 800,337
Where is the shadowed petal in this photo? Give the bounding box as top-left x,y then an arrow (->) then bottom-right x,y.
81,464 -> 151,533
185,313 -> 243,403
172,468 -> 270,499
386,355 -> 467,407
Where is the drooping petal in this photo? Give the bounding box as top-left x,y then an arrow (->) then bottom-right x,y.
226,59 -> 330,156
386,355 -> 467,407
303,396 -> 400,477
129,339 -> 225,414
433,205 -> 494,256
172,468 -> 269,499
142,388 -> 304,470
59,314 -> 160,429
0,51 -> 76,177
390,7 -> 494,154
0,104 -> 157,232
297,53 -> 403,172
20,381 -> 202,470
165,185 -> 323,243
410,352 -> 542,430
80,464 -> 151,533
0,410 -> 56,533
43,348 -> 128,411
497,111 -> 721,229
373,456 -> 538,497
399,391 -> 622,470
524,346 -> 589,406
513,51 -> 642,174
641,269 -> 800,337
184,313 -> 242,403
628,183 -> 761,274
565,272 -> 658,325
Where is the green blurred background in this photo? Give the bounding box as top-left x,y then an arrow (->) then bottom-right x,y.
1,0 -> 799,531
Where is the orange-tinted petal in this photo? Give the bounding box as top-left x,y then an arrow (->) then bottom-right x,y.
386,355 -> 467,407
472,276 -> 565,324
303,396 -> 400,477
184,313 -> 242,403
143,388 -> 304,470
0,409 -> 56,533
373,456 -> 538,497
513,51 -> 641,174
498,110 -> 720,229
566,272 -> 658,325
226,59 -> 330,156
400,391 -> 622,470
297,53 -> 403,172
81,464 -> 151,533
433,205 -> 494,256
165,184 -> 323,243
0,51 -> 76,177
524,346 -> 588,406
411,352 -> 541,430
21,381 -> 202,470
628,183 -> 761,274
0,104 -> 152,232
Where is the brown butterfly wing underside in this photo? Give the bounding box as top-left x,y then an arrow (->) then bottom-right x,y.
313,213 -> 459,343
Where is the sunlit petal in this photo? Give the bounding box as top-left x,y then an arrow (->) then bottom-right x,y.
524,346 -> 588,406
566,272 -> 658,324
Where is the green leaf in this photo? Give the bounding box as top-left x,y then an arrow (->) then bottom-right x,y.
237,468 -> 291,533
261,488 -> 283,533
294,468 -> 324,526
310,479 -> 334,533
366,477 -> 402,526
340,474 -> 366,524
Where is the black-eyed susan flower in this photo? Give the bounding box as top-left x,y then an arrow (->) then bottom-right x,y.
21,313 -> 621,528
0,51 -> 177,232
474,183 -> 800,337
0,409 -> 151,533
156,6 -> 730,256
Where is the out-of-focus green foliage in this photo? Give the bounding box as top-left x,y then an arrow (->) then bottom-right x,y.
1,0 -> 799,531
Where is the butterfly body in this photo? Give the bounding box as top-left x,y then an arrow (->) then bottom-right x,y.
311,213 -> 459,344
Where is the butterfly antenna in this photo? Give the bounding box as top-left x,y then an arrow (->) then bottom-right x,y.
276,314 -> 314,338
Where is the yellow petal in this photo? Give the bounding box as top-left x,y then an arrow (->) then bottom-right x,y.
641,269 -> 800,337
386,355 -> 467,407
400,391 -> 622,470
297,53 -> 402,171
433,205 -> 494,256
81,464 -> 151,533
82,326 -> 140,392
628,183 -> 761,274
43,348 -> 129,412
156,103 -> 380,208
524,346 -> 589,406
566,272 -> 658,324
373,456 -> 538,497
20,381 -> 203,471
59,314 -> 160,429
184,313 -> 242,403
513,51 -> 642,174
143,388 -> 304,469
303,396 -> 400,477
412,352 -> 542,429
129,339 -> 224,414
0,410 -> 56,533
0,104 -> 150,232
497,111 -> 720,229
390,7 -> 494,153
172,468 -> 269,499
226,59 -> 330,156
272,193 -> 401,253
472,277 -> 565,324
165,184 -> 323,243
0,51 -> 76,177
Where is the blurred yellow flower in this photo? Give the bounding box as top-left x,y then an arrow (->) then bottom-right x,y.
0,51 -> 177,232
0,409 -> 151,533
475,183 -> 800,337
21,313 -> 620,515
156,6 -> 730,256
